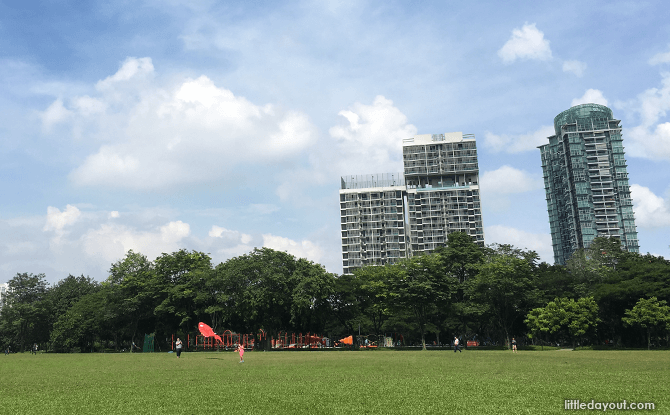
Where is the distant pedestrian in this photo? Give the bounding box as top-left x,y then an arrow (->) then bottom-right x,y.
237,343 -> 245,363
454,337 -> 461,353
176,338 -> 183,358
31,343 -> 37,355
512,338 -> 517,354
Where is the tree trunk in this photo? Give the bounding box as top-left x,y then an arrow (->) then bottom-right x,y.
421,326 -> 426,351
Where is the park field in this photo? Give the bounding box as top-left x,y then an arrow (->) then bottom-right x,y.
1,349 -> 668,414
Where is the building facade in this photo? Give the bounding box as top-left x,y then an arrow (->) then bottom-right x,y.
539,104 -> 639,265
340,132 -> 484,274
403,133 -> 484,253
340,174 -> 409,275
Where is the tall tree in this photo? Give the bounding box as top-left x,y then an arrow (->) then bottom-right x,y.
154,250 -> 213,335
107,250 -> 158,349
622,297 -> 670,350
468,248 -> 537,347
389,254 -> 455,350
0,273 -> 50,351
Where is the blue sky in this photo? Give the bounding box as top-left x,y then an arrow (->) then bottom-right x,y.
2,0 -> 670,284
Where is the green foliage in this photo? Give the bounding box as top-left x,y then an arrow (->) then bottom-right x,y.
3,237 -> 670,352
215,248 -> 334,344
525,297 -> 600,349
622,297 -> 670,350
389,254 -> 456,349
0,273 -> 50,351
468,249 -> 537,347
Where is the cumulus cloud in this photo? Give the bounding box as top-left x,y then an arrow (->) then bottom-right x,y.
480,166 -> 544,195
40,99 -> 72,131
485,225 -> 554,264
262,233 -> 323,263
275,95 -> 416,203
43,205 -> 81,231
328,95 -> 417,174
484,125 -> 555,153
562,60 -> 587,77
630,184 -> 670,228
571,89 -> 608,107
82,220 -> 190,262
209,225 -> 252,243
624,72 -> 670,160
649,46 -> 670,65
40,58 -> 317,190
96,57 -> 154,90
498,23 -> 552,64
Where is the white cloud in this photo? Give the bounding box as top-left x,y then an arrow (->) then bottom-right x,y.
480,166 -> 543,195
623,72 -> 670,160
484,125 -> 555,153
82,220 -> 190,262
262,233 -> 323,263
275,95 -> 416,203
571,89 -> 608,107
630,184 -> 670,228
485,225 -> 554,264
562,60 -> 587,77
72,95 -> 107,116
43,205 -> 81,231
208,225 -> 252,244
40,99 -> 72,131
96,57 -> 154,90
110,211 -> 120,218
649,46 -> 670,65
498,23 -> 552,64
328,95 -> 417,174
58,64 -> 317,189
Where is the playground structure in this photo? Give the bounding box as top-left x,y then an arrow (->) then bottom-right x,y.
169,323 -> 436,351
271,332 -> 327,349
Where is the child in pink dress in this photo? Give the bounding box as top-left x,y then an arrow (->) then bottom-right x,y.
237,343 -> 244,363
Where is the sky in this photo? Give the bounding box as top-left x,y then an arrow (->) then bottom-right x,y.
2,0 -> 670,285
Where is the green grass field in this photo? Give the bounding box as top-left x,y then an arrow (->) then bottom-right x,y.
1,349 -> 668,414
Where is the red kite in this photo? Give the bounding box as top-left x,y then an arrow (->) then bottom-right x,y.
198,322 -> 223,343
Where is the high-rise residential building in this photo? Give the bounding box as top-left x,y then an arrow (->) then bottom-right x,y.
340,132 -> 484,274
403,133 -> 484,254
539,103 -> 639,265
340,174 -> 409,275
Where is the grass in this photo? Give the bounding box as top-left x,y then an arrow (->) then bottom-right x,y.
1,349 -> 668,414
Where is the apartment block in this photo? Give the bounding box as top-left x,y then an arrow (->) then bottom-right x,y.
539,104 -> 639,265
340,174 -> 409,275
340,132 -> 484,273
403,133 -> 484,254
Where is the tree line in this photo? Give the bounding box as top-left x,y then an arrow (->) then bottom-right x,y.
1,233 -> 669,353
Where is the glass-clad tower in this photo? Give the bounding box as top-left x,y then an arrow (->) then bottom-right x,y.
539,104 -> 639,264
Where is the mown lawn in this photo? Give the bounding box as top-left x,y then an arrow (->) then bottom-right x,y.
1,349 -> 668,414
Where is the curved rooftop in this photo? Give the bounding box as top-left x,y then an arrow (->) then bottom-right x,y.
553,103 -> 613,135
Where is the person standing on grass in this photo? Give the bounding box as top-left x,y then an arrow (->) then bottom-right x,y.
237,343 -> 245,363
512,338 -> 517,354
176,338 -> 183,358
454,337 -> 461,353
